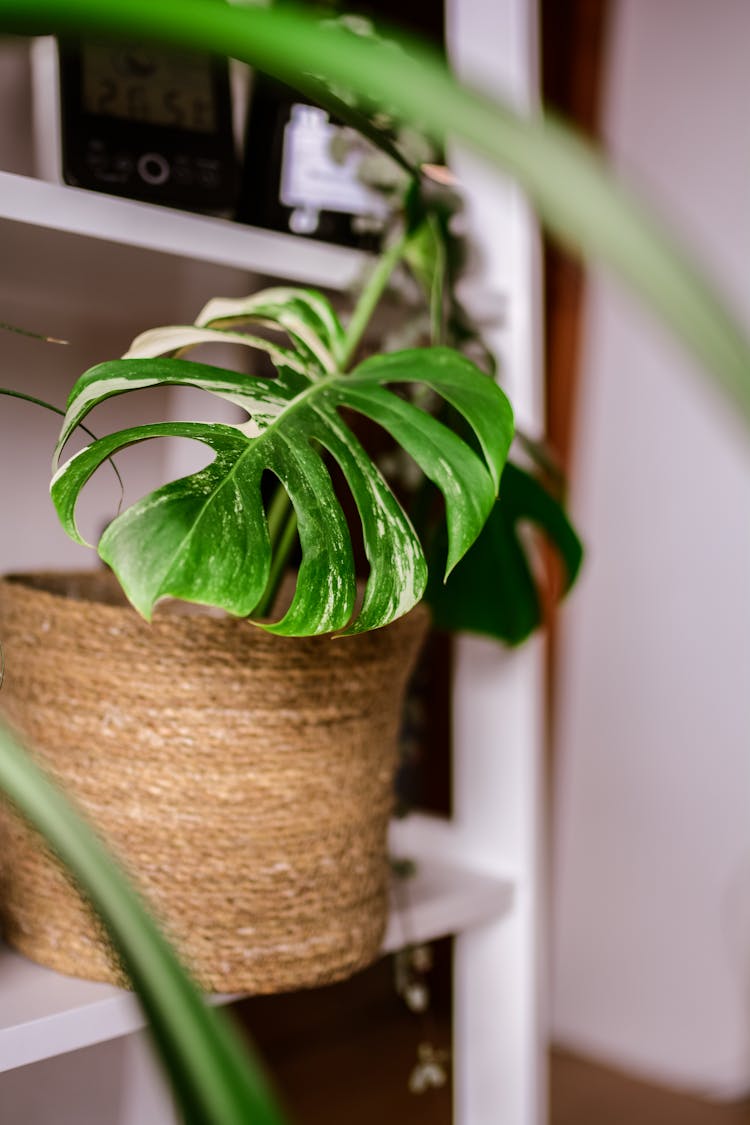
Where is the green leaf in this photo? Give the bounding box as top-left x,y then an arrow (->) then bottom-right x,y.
0,722 -> 287,1125
3,0 -> 749,426
426,462 -> 583,644
51,346 -> 512,634
54,285 -> 344,462
125,323 -> 309,375
195,287 -> 348,372
352,348 -> 512,492
2,388 -> 66,417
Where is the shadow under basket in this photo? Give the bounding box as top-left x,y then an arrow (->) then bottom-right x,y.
0,571 -> 428,993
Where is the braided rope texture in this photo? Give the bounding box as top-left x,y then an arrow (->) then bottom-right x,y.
0,571 -> 428,993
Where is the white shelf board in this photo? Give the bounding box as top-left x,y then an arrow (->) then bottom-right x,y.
0,952 -> 144,1075
0,818 -> 513,1074
0,170 -> 367,290
384,815 -> 515,952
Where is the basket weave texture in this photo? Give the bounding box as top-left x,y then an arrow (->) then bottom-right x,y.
0,571 -> 428,993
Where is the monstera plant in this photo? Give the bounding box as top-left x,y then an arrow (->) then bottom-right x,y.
48,125 -> 587,643
47,143 -> 578,638
51,283 -> 515,636
2,1 -> 750,1123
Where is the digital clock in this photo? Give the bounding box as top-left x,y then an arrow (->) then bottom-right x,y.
56,38 -> 238,214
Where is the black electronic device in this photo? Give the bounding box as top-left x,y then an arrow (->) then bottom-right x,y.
236,0 -> 444,247
57,38 -> 238,214
237,76 -> 389,249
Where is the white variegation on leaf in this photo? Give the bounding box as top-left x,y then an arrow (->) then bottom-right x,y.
51,288 -> 513,636
195,287 -> 347,372
124,325 -> 309,376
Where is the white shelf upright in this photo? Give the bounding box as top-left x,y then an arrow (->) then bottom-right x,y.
0,819 -> 516,1123
0,1 -> 546,1119
446,0 -> 546,1122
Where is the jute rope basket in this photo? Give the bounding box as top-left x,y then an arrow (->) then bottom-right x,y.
0,571 -> 428,993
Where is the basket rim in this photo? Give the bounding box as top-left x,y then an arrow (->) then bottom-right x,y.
0,568 -> 431,650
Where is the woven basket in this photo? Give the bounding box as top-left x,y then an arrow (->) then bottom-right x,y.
0,571 -> 428,993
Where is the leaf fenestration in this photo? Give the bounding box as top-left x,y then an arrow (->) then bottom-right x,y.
51,294 -> 513,635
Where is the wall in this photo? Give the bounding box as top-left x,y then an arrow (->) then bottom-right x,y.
0,39 -> 256,577
552,0 -> 750,1098
0,218 -> 252,576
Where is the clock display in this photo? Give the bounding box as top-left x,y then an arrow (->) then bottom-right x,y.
81,42 -> 217,133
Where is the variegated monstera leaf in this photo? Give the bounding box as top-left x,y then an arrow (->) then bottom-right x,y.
51,288 -> 514,635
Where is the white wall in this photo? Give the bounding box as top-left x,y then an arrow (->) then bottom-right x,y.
0,38 -> 257,576
0,219 -> 252,575
552,0 -> 750,1098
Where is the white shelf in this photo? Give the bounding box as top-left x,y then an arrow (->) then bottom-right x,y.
0,5 -> 542,1118
0,170 -> 367,290
0,814 -> 513,1074
0,952 -> 145,1076
385,812 -> 515,952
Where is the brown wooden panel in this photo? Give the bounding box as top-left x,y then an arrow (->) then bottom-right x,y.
542,0 -> 610,469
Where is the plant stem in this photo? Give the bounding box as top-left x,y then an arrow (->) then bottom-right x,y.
265,479 -> 291,544
0,388 -> 65,416
257,233 -> 411,621
257,504 -> 299,620
1,388 -> 125,500
256,485 -> 294,619
338,228 -> 410,370
0,320 -> 68,345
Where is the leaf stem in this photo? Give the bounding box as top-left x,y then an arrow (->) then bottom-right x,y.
339,228 -> 410,370
257,504 -> 299,620
0,387 -> 65,415
1,388 -> 125,501
265,479 -> 291,544
0,320 -> 68,345
256,232 -> 410,620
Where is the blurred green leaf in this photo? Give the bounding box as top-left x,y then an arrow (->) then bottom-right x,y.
0,722 -> 287,1125
2,0 -> 749,425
